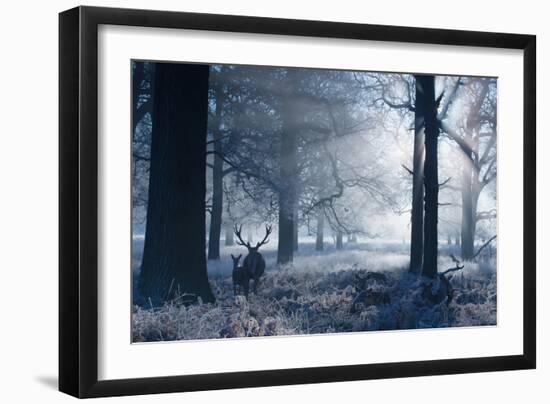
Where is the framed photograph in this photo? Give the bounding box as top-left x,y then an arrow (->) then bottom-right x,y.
59,6 -> 536,398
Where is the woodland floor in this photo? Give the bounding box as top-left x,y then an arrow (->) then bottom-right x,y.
132,241 -> 497,342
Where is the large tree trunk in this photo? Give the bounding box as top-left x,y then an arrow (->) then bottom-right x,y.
409,76 -> 426,274
460,81 -> 491,260
277,140 -> 297,264
293,209 -> 299,251
224,222 -> 234,246
139,63 -> 215,304
207,86 -> 224,260
461,167 -> 481,260
460,146 -> 474,260
336,231 -> 343,250
315,209 -> 324,251
277,71 -> 299,265
418,75 -> 439,279
471,185 -> 480,245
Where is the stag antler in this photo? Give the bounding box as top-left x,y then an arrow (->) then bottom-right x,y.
233,224 -> 251,248
255,224 -> 273,248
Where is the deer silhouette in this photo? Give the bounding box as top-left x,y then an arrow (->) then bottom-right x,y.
230,254 -> 248,296
234,224 -> 272,296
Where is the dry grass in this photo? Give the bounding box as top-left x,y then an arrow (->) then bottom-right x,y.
132,254 -> 496,342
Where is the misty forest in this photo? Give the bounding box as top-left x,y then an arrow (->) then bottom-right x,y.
131,61 -> 497,342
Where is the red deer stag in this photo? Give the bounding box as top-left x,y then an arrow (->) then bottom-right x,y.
234,224 -> 272,296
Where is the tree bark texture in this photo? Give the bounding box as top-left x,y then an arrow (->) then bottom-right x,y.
418,75 -> 439,279
139,63 -> 215,304
336,231 -> 343,250
409,75 -> 426,274
277,71 -> 300,265
316,209 -> 324,251
207,84 -> 224,260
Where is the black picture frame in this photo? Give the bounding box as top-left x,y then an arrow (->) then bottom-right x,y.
59,5 -> 536,398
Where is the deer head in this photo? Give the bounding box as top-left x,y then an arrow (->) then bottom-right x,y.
230,254 -> 242,268
233,224 -> 272,253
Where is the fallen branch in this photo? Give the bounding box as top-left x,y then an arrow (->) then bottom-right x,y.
441,264 -> 464,276
441,254 -> 464,276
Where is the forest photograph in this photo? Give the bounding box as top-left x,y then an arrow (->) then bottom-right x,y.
131,61 -> 498,343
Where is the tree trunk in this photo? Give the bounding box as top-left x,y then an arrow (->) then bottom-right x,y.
277,138 -> 297,264
315,209 -> 324,251
207,86 -> 224,260
471,185 -> 480,245
461,171 -> 481,260
336,231 -> 343,250
409,75 -> 426,274
461,148 -> 474,260
277,71 -> 299,265
293,209 -> 299,251
224,222 -> 234,246
139,63 -> 215,304
418,75 -> 439,279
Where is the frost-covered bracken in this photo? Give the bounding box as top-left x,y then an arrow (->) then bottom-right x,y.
132,248 -> 496,342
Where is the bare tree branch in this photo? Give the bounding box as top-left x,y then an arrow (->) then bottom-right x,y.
401,164 -> 413,175
472,235 -> 497,260
437,77 -> 462,121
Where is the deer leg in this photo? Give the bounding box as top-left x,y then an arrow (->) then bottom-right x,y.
253,277 -> 260,294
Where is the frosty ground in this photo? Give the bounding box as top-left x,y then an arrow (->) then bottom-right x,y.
132,238 -> 496,342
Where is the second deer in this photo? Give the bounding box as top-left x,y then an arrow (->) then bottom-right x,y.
230,254 -> 248,296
